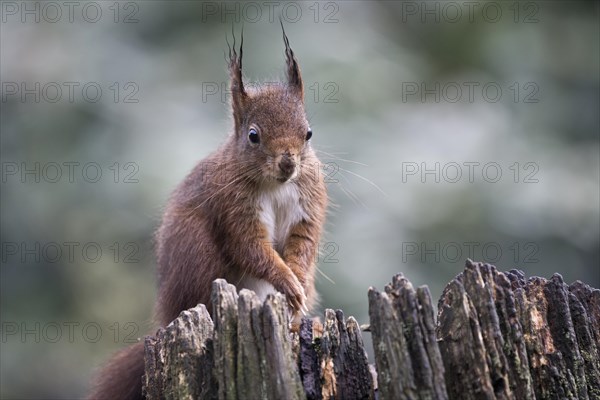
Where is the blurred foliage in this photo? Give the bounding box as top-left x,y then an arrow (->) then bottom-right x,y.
1,1 -> 598,398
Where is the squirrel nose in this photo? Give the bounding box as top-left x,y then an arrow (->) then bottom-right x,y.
279,155 -> 296,176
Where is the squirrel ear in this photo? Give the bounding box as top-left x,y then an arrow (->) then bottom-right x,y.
280,20 -> 304,100
227,27 -> 247,130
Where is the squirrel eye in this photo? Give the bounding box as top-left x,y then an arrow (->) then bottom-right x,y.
306,129 -> 313,141
248,128 -> 259,144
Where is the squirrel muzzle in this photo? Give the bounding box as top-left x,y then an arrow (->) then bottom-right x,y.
277,153 -> 297,182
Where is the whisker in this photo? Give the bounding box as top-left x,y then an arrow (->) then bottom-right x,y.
328,168 -> 360,204
336,166 -> 387,197
338,184 -> 368,210
315,149 -> 368,166
316,266 -> 336,285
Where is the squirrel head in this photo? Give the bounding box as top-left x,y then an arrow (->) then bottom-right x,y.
227,24 -> 313,185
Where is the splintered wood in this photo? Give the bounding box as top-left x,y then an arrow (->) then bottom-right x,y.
143,261 -> 599,399
143,279 -> 373,400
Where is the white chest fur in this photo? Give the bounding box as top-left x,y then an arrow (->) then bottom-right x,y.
258,183 -> 307,255
240,183 -> 306,302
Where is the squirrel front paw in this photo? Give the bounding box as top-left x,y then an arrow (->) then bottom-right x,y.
286,261 -> 307,287
277,272 -> 308,315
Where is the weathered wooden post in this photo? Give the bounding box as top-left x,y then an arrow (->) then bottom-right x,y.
142,260 -> 599,400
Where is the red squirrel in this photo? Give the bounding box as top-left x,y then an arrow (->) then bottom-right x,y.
89,26 -> 328,400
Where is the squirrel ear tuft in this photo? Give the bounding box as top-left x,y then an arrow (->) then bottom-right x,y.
280,19 -> 304,100
227,26 -> 247,130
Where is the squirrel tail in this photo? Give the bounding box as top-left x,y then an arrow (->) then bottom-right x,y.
88,341 -> 145,400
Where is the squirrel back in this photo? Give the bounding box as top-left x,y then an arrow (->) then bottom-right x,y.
89,25 -> 327,399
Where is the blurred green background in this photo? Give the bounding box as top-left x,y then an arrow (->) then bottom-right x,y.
1,1 -> 598,398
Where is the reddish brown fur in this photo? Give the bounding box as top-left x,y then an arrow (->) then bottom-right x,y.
89,27 -> 327,400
